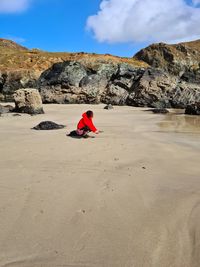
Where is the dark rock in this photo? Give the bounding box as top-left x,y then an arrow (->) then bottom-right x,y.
33,121 -> 65,130
39,61 -> 94,104
1,70 -> 38,101
149,108 -> 169,114
185,103 -> 200,115
104,104 -> 113,110
39,61 -> 88,88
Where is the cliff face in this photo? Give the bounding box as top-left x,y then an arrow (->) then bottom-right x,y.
38,61 -> 200,108
0,39 -> 146,101
0,38 -> 200,108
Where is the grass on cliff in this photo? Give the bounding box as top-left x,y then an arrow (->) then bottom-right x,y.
0,48 -> 148,73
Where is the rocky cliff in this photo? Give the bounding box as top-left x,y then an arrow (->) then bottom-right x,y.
0,38 -> 200,108
37,61 -> 200,108
0,38 -> 146,101
134,40 -> 200,79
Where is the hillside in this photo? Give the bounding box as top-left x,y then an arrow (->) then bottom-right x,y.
134,40 -> 200,75
0,39 -> 147,73
0,38 -> 28,53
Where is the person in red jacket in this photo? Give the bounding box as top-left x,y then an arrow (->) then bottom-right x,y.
68,110 -> 99,138
77,110 -> 99,136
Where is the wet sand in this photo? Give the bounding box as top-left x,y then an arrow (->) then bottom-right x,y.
0,104 -> 200,267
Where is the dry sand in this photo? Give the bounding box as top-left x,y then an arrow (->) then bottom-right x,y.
0,104 -> 200,267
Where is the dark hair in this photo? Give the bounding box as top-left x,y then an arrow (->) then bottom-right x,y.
86,110 -> 93,118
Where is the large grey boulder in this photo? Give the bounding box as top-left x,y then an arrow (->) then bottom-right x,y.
1,70 -> 38,101
80,74 -> 108,103
97,63 -> 118,79
127,69 -> 178,108
103,84 -> 129,105
39,61 -> 88,88
39,61 -> 91,104
14,88 -> 44,114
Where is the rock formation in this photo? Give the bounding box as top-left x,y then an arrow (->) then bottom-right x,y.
134,40 -> 200,77
0,38 -> 145,101
38,61 -> 200,108
0,38 -> 200,109
14,88 -> 44,115
38,61 -> 146,105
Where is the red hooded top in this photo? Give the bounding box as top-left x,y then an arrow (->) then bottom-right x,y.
77,113 -> 97,133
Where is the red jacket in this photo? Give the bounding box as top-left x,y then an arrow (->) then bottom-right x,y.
77,113 -> 97,132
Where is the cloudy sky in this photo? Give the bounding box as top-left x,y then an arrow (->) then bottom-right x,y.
0,0 -> 200,56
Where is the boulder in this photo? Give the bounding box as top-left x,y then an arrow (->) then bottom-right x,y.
1,70 -> 38,101
103,84 -> 129,105
39,61 -> 88,88
97,63 -> 118,79
33,121 -> 65,130
80,74 -> 108,103
104,104 -> 114,110
185,103 -> 200,115
127,69 -> 177,108
14,88 -> 44,114
39,62 -> 101,104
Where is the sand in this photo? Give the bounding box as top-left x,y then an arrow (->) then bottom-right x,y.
0,104 -> 200,267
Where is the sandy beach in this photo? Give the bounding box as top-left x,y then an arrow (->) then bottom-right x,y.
0,104 -> 200,267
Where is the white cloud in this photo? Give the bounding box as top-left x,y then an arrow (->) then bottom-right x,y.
87,0 -> 200,44
0,0 -> 31,13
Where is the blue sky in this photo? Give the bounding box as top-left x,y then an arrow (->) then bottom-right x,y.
0,0 -> 200,57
